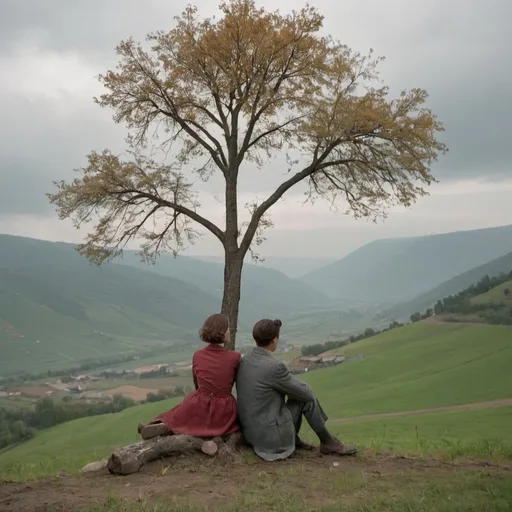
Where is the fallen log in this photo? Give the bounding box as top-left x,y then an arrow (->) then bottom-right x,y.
104,433 -> 241,476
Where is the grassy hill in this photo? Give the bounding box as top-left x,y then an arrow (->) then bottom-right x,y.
302,224 -> 512,303
0,234 -> 338,376
382,251 -> 512,321
2,321 -> 511,479
0,235 -> 221,376
308,322 -> 512,415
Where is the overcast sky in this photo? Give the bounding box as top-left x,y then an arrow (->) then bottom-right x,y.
0,0 -> 511,259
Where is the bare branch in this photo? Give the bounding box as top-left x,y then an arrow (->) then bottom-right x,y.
48,150 -> 224,264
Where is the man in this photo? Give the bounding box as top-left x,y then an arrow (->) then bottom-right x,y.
236,318 -> 357,461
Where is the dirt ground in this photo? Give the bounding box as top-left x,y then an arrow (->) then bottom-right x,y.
104,385 -> 157,401
0,451 -> 510,512
6,385 -> 53,398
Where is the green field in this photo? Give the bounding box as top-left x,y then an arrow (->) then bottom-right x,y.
2,321 -> 512,480
314,322 -> 512,415
283,307 -> 384,344
1,400 -> 510,483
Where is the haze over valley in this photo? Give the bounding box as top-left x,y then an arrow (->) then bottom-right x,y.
1,223 -> 512,376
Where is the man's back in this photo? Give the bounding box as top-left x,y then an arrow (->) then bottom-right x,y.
236,347 -> 314,461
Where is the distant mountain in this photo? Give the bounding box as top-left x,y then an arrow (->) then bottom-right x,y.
0,235 -> 335,375
301,225 -> 512,303
0,235 -> 220,376
120,252 -> 333,321
381,251 -> 512,321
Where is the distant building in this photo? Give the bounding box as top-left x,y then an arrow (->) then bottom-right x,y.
288,354 -> 346,375
133,363 -> 170,375
320,355 -> 346,364
67,384 -> 85,394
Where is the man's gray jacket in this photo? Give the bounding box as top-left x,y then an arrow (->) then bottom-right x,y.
235,347 -> 314,461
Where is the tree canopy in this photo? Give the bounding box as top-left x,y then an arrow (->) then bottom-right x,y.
48,0 -> 446,347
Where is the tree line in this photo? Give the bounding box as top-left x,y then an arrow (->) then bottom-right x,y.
0,395 -> 134,450
301,321 -> 404,357
409,272 -> 512,325
0,385 -> 192,450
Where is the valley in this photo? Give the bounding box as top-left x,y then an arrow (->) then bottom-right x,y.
1,226 -> 512,511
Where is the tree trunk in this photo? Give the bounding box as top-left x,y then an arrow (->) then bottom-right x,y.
222,138 -> 243,350
221,251 -> 243,351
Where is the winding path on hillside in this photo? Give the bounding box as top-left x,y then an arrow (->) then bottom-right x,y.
330,398 -> 512,423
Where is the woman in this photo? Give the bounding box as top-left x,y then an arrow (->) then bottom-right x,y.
138,313 -> 241,439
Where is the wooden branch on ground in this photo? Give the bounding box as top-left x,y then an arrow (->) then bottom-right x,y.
214,432 -> 244,466
80,432 -> 245,476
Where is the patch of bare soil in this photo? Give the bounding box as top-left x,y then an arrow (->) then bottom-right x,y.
0,452 -> 510,512
422,315 -> 490,327
104,385 -> 156,401
331,398 -> 512,423
7,385 -> 53,398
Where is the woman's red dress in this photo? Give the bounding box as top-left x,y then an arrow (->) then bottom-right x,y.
155,344 -> 241,437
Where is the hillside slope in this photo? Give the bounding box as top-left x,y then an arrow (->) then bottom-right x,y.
382,251 -> 512,320
1,321 -> 511,483
120,251 -> 333,320
302,224 -> 512,303
0,235 -> 220,376
305,321 -> 512,416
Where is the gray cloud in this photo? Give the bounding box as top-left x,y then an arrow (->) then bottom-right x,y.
0,0 -> 510,223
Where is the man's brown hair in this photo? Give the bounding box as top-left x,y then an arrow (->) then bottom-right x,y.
252,319 -> 282,347
199,314 -> 229,344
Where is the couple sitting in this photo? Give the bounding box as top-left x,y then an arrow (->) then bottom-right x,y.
139,314 -> 356,460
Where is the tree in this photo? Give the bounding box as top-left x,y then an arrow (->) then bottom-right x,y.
48,0 -> 446,349
410,312 -> 421,323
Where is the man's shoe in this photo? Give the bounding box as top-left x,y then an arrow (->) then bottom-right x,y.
295,437 -> 314,451
320,438 -> 357,456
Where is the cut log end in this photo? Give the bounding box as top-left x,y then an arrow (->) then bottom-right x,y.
201,440 -> 218,456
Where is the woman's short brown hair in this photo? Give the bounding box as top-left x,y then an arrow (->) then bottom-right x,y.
199,314 -> 229,344
252,319 -> 282,347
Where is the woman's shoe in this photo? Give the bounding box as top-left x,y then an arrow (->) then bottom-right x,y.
138,422 -> 171,440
